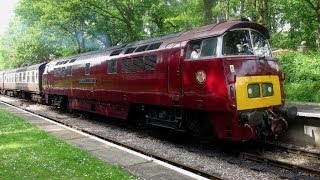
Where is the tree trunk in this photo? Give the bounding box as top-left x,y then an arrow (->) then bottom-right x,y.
240,0 -> 245,16
226,0 -> 230,20
203,0 -> 214,25
252,0 -> 258,22
74,31 -> 82,54
304,0 -> 320,49
260,0 -> 268,26
317,10 -> 320,48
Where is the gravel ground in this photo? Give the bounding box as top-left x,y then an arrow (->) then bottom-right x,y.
1,95 -> 319,180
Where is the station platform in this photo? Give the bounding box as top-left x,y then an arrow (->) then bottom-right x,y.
0,101 -> 204,180
287,102 -> 320,118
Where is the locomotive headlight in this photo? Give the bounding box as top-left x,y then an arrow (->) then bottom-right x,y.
262,83 -> 273,97
247,83 -> 260,98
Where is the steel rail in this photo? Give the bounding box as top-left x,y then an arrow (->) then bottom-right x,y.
241,152 -> 320,176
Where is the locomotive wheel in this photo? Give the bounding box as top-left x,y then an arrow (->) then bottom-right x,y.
185,111 -> 212,136
130,105 -> 147,129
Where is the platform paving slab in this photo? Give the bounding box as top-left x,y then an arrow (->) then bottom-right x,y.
90,147 -> 151,167
127,160 -> 195,180
25,119 -> 55,126
49,129 -> 87,140
37,124 -> 66,132
66,137 -> 112,152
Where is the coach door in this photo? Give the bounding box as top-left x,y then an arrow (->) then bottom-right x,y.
168,43 -> 182,105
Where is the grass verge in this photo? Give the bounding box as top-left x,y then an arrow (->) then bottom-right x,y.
0,108 -> 134,179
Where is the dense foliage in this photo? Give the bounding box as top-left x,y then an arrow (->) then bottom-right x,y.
278,52 -> 320,102
0,0 -> 319,102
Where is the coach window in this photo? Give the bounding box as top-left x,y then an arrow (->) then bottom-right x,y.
85,63 -> 90,75
35,72 -> 38,83
22,72 -> 25,83
31,71 -> 35,83
27,72 -> 30,82
107,59 -> 117,74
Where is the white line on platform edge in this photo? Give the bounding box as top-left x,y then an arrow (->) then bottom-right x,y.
0,101 -> 210,180
298,112 -> 320,118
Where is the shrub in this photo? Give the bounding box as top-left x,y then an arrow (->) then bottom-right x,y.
278,51 -> 320,102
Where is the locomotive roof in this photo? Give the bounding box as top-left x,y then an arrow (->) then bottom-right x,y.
49,19 -> 269,66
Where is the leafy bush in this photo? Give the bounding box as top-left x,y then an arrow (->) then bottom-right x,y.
284,82 -> 320,102
278,51 -> 320,102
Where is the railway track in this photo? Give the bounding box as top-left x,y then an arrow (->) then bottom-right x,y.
0,99 -> 222,180
241,143 -> 320,177
265,142 -> 320,159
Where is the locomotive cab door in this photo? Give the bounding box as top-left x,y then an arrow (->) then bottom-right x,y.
167,43 -> 183,105
182,37 -> 221,110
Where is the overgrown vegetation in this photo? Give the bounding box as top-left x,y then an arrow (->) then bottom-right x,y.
0,108 -> 134,179
279,51 -> 320,102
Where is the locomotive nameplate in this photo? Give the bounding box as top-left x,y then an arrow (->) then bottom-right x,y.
79,78 -> 97,83
196,70 -> 206,84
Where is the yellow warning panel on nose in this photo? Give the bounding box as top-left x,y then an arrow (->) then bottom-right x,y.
235,75 -> 282,110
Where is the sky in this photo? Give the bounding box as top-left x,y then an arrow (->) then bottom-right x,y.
0,0 -> 19,35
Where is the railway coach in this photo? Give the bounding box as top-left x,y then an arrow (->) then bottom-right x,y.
0,71 -> 4,94
42,19 -> 297,141
3,63 -> 46,102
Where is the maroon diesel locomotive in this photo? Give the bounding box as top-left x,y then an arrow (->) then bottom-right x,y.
1,19 -> 297,141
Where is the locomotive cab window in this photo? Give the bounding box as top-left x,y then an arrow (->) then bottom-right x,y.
187,37 -> 217,59
222,29 -> 271,57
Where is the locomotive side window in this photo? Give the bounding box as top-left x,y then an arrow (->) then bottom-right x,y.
110,50 -> 122,56
200,37 -> 217,57
85,63 -> 90,75
69,58 -> 76,63
186,37 -> 217,59
125,47 -> 136,54
107,59 -> 117,74
66,66 -> 72,76
135,45 -> 148,52
147,42 -> 162,50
